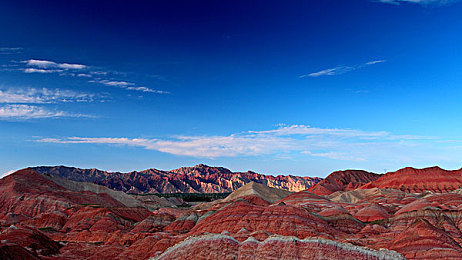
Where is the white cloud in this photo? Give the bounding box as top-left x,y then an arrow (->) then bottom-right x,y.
302,151 -> 365,161
126,86 -> 170,94
96,80 -> 134,87
92,80 -> 170,94
301,66 -> 355,78
77,73 -> 92,78
58,63 -> 86,70
37,124 -> 455,164
24,59 -> 87,73
300,59 -> 386,78
26,59 -> 57,68
365,60 -> 387,65
24,68 -> 62,73
90,71 -> 108,76
0,104 -> 90,120
0,88 -> 96,104
20,59 -> 169,94
0,47 -> 23,55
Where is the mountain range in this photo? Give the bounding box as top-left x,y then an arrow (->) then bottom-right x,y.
32,164 -> 322,193
2,165 -> 462,259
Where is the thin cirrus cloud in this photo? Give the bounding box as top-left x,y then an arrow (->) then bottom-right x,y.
24,59 -> 87,71
0,87 -> 98,119
300,60 -> 386,78
0,47 -> 23,55
24,68 -> 63,74
37,124 -> 459,164
91,80 -> 134,87
13,57 -> 170,95
0,88 -> 97,104
92,79 -> 170,94
0,104 -> 90,120
126,86 -> 170,94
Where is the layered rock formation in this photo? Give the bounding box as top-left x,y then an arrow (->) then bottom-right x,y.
222,182 -> 292,204
2,166 -> 462,259
0,169 -> 123,219
153,234 -> 404,260
307,170 -> 381,195
32,164 -> 322,194
361,166 -> 462,193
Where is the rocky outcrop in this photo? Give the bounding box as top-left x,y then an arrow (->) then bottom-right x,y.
222,182 -> 292,204
5,166 -> 462,259
43,173 -> 174,210
0,243 -> 40,260
0,169 -> 124,219
153,234 -> 405,260
361,166 -> 462,193
307,170 -> 381,196
31,164 -> 322,194
389,219 -> 462,259
189,199 -> 342,240
0,225 -> 61,257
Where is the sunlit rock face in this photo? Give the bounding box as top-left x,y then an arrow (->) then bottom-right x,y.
307,170 -> 381,196
32,164 -> 322,193
152,234 -> 405,260
361,166 -> 462,193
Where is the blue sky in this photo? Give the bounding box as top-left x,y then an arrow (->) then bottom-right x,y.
1,0 -> 462,177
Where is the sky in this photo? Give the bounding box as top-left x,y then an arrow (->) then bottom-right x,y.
1,0 -> 462,178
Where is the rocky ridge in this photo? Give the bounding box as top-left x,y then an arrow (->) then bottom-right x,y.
361,166 -> 462,193
152,234 -> 404,260
2,166 -> 462,259
32,164 -> 322,194
307,169 -> 381,195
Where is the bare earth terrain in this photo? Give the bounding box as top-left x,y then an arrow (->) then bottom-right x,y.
2,166 -> 462,259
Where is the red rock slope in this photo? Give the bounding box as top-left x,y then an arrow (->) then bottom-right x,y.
32,164 -> 322,193
155,234 -> 404,260
0,169 -> 124,219
360,166 -> 462,193
4,166 -> 462,259
307,170 -> 381,195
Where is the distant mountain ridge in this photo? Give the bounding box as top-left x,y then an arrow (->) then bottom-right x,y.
31,164 -> 322,194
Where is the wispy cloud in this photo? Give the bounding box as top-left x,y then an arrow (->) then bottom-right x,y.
92,80 -> 170,94
126,86 -> 170,94
377,0 -> 460,5
0,104 -> 91,120
37,124 -> 455,164
96,80 -> 134,87
25,59 -> 87,70
0,47 -> 23,55
0,88 -> 97,104
24,68 -> 62,73
300,60 -> 386,78
7,56 -> 169,95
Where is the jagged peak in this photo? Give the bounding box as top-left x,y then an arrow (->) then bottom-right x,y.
194,163 -> 211,168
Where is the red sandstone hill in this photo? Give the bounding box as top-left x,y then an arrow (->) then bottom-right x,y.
0,169 -> 124,219
31,164 -> 322,193
3,166 -> 462,259
155,234 -> 404,260
307,169 -> 381,195
360,166 -> 462,193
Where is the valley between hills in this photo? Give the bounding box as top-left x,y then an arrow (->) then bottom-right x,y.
2,164 -> 462,259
